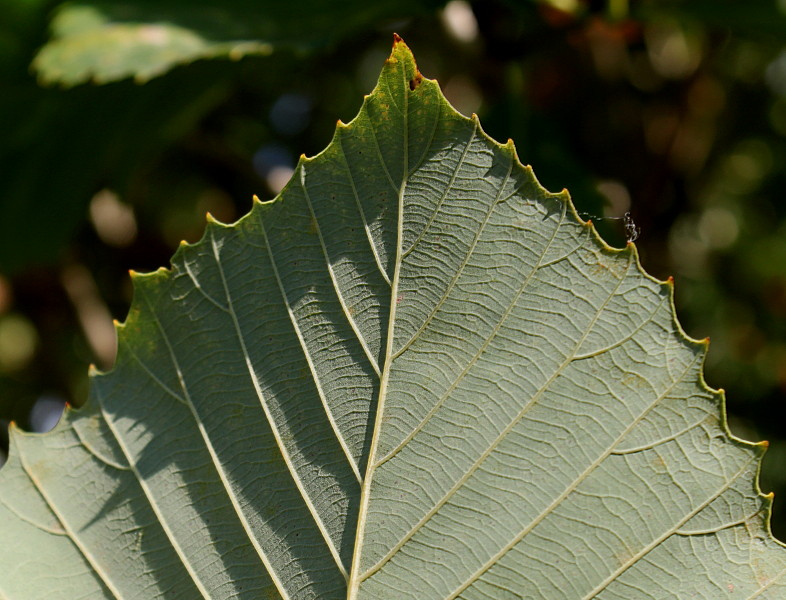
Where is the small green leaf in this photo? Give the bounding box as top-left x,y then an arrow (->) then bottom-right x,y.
33,4 -> 273,86
33,0 -> 443,86
2,36 -> 785,599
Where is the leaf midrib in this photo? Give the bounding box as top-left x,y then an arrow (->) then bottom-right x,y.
347,57 -> 411,599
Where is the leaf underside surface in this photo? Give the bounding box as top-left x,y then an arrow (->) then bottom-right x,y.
2,37 -> 786,599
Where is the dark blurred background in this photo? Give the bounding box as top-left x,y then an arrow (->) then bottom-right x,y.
3,0 -> 786,535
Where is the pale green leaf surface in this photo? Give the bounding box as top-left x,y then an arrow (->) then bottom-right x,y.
3,38 -> 786,599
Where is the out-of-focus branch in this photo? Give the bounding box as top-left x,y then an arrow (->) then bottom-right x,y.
60,264 -> 117,370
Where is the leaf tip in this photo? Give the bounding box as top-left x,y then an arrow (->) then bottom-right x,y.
393,32 -> 404,45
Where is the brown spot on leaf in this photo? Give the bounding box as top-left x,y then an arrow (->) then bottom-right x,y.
622,373 -> 647,388
409,72 -> 423,91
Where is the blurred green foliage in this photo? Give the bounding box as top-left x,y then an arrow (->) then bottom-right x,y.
3,0 -> 786,536
33,0 -> 443,85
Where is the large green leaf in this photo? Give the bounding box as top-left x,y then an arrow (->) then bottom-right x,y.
2,37 -> 785,599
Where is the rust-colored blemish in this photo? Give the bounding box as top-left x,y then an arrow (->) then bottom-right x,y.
592,262 -> 610,276
409,71 -> 423,91
393,32 -> 403,45
613,548 -> 635,568
622,373 -> 647,388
